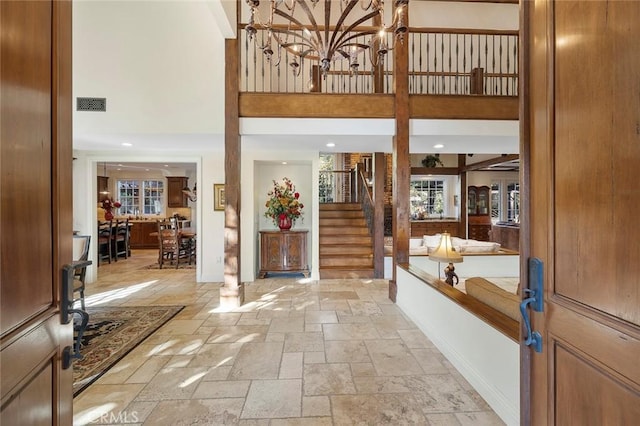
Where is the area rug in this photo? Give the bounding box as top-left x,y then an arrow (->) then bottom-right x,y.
73,305 -> 183,397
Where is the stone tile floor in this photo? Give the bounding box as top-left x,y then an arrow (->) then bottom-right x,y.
73,250 -> 503,425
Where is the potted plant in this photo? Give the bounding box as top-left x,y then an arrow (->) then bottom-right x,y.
422,154 -> 444,168
264,177 -> 304,230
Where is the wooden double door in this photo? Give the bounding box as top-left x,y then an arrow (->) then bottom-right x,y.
1,1 -> 73,424
524,0 -> 639,423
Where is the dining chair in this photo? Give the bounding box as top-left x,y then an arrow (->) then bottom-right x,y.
113,218 -> 129,260
97,220 -> 112,265
157,220 -> 190,269
72,235 -> 91,310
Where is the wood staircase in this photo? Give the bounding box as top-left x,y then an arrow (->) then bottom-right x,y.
319,203 -> 374,279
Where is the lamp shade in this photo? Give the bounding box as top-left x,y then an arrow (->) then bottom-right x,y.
429,232 -> 463,263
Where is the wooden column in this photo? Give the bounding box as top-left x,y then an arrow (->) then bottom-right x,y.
458,154 -> 467,238
391,13 -> 410,301
221,37 -> 244,308
373,152 -> 385,278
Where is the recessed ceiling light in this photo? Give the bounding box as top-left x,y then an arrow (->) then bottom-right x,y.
117,163 -> 123,167
433,144 -> 444,149
164,164 -> 169,167
121,142 -> 132,147
326,142 -> 335,147
282,161 -> 287,165
117,168 -> 122,171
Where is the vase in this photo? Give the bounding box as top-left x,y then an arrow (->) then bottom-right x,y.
104,211 -> 114,221
278,215 -> 292,231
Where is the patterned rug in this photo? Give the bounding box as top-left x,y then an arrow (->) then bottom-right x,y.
73,305 -> 183,397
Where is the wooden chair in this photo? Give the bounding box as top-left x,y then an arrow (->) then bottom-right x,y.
97,220 -> 112,265
72,235 -> 91,310
157,220 -> 190,269
113,218 -> 129,260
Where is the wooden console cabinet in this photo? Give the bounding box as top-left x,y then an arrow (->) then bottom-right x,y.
259,230 -> 310,278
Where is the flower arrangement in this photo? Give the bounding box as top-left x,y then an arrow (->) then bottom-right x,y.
101,197 -> 121,221
264,177 -> 304,228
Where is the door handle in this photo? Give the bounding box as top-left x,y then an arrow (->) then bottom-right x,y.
520,258 -> 544,353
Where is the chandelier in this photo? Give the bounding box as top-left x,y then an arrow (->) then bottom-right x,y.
245,0 -> 408,77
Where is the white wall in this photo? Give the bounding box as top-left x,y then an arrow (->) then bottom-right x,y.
241,149 -> 320,282
411,1 -> 519,31
468,170 -> 519,188
73,1 -> 224,141
396,268 -> 520,426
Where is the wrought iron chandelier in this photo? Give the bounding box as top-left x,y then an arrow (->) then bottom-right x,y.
245,0 -> 408,77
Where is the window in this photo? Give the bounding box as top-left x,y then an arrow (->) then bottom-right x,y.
319,153 -> 335,203
410,179 -> 445,219
506,182 -> 520,222
490,179 -> 520,223
117,179 -> 164,216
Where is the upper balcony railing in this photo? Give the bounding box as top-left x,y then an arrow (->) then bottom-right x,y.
240,25 -> 518,97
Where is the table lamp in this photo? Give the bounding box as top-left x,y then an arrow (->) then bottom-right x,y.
429,232 -> 463,284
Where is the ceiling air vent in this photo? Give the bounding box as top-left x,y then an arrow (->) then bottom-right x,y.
76,97 -> 106,112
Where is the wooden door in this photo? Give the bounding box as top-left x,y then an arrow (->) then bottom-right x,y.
167,177 -> 188,207
524,0 -> 640,423
1,1 -> 73,424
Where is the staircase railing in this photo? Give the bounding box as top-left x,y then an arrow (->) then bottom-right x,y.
355,166 -> 374,237
240,25 -> 518,97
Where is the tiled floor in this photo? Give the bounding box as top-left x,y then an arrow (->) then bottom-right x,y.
73,250 -> 504,425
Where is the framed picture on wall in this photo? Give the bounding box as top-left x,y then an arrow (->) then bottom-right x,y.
214,184 -> 225,211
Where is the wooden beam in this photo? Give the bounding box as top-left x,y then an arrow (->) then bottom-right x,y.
239,93 -> 395,118
410,167 -> 460,176
373,153 -> 385,278
391,11 -> 410,302
459,154 -> 468,239
410,95 -> 519,120
221,37 -> 244,308
462,154 -> 519,172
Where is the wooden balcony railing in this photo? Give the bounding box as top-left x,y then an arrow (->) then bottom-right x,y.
240,25 -> 518,97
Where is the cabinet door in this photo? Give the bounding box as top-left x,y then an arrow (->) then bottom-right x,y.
477,186 -> 490,215
167,177 -> 188,207
283,233 -> 304,270
262,233 -> 284,270
468,186 -> 477,215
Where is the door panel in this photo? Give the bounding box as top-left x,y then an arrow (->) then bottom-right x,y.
554,0 -> 640,325
525,0 -> 640,423
555,344 -> 640,425
0,0 -> 54,336
1,0 -> 73,424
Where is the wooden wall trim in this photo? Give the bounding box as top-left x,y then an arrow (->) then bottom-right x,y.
239,93 -> 395,118
410,95 -> 519,120
411,167 -> 459,176
373,153 -> 385,278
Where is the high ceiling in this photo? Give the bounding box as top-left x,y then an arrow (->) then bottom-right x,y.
72,1 -> 519,156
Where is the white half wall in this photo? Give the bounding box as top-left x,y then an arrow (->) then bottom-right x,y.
396,267 -> 520,426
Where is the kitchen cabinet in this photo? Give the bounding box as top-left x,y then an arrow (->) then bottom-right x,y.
167,177 -> 189,207
129,221 -> 160,249
258,230 -> 309,278
97,176 -> 109,202
468,185 -> 491,241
